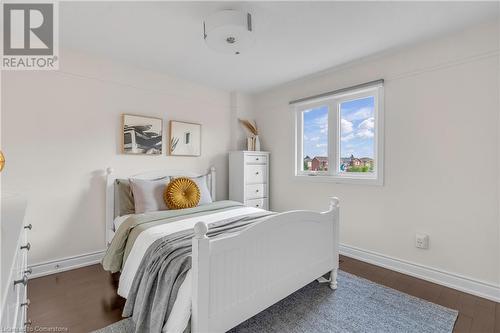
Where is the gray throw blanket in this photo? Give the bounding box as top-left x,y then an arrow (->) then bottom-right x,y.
123,211 -> 274,333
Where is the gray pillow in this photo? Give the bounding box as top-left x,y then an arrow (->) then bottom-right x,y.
129,177 -> 171,214
115,179 -> 135,216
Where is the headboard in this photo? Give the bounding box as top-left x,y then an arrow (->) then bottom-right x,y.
105,166 -> 216,246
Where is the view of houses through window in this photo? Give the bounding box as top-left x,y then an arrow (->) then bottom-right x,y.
302,96 -> 375,173
302,106 -> 329,171
339,96 -> 375,173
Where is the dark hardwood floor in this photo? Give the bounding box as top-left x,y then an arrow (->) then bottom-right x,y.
28,255 -> 500,333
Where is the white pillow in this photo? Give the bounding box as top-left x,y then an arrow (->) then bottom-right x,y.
190,175 -> 213,205
129,177 -> 170,214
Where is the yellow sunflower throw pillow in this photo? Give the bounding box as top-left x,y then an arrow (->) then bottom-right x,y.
164,177 -> 200,210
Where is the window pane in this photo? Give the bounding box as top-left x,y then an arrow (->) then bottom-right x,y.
302,106 -> 328,172
339,96 -> 375,173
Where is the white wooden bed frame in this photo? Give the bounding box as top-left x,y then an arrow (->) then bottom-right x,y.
105,166 -> 339,333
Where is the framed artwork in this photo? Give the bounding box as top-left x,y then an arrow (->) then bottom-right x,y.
169,121 -> 201,156
122,114 -> 163,155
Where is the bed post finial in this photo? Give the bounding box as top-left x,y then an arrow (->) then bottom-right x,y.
106,167 -> 114,175
194,222 -> 208,239
329,197 -> 340,210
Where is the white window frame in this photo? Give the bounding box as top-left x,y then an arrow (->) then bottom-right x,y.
294,84 -> 384,185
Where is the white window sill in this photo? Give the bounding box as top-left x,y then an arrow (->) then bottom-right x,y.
294,174 -> 383,186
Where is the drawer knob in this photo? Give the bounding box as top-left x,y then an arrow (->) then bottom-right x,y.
256,189 -> 259,192
21,299 -> 30,307
255,172 -> 259,175
25,319 -> 32,327
256,158 -> 259,161
256,204 -> 260,207
24,268 -> 33,275
14,275 -> 28,286
20,242 -> 31,251
24,224 -> 32,230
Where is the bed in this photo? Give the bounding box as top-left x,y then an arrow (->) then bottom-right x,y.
103,166 -> 340,333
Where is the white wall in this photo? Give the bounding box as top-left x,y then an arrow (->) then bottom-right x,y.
254,21 -> 500,286
1,49 -> 232,265
230,92 -> 255,151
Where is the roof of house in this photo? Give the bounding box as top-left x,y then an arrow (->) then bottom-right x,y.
313,156 -> 328,162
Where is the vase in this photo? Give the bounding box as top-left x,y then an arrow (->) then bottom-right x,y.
247,137 -> 254,151
255,135 -> 261,151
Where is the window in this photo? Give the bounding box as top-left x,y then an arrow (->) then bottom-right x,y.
295,83 -> 383,185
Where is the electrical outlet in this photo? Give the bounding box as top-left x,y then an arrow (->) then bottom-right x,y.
415,233 -> 429,249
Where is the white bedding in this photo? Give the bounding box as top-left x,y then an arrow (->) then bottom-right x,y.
118,207 -> 263,332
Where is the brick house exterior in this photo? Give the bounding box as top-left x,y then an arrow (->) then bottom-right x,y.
311,156 -> 328,171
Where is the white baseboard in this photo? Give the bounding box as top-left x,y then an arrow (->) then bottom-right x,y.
340,243 -> 500,302
29,250 -> 106,279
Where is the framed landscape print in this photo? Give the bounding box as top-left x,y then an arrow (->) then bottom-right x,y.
122,114 -> 163,154
169,121 -> 201,156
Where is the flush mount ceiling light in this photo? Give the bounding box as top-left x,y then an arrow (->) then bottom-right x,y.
203,10 -> 254,55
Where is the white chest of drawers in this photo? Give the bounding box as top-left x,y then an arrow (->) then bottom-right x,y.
229,151 -> 270,210
1,193 -> 31,331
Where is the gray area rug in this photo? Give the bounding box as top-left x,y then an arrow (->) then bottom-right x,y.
93,271 -> 458,333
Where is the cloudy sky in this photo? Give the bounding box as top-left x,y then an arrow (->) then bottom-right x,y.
303,96 -> 375,159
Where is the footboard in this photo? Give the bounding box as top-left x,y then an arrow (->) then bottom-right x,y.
192,197 -> 340,333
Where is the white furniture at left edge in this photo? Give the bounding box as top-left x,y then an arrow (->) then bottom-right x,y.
1,193 -> 32,331
105,166 -> 340,333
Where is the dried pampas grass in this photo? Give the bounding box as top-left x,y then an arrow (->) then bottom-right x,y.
239,119 -> 258,136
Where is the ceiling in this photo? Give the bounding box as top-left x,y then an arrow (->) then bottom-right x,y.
61,2 -> 499,93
